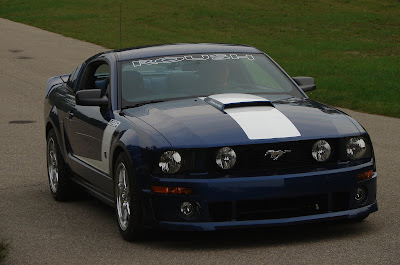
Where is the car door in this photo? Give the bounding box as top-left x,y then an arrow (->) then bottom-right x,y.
65,60 -> 114,187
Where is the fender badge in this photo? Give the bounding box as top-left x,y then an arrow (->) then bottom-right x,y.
265,150 -> 291,160
108,119 -> 121,128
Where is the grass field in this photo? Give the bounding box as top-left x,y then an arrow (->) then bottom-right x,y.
0,0 -> 399,117
0,242 -> 7,264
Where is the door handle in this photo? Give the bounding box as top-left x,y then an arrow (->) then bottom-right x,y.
68,111 -> 74,119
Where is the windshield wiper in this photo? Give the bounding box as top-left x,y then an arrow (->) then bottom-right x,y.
122,99 -> 166,109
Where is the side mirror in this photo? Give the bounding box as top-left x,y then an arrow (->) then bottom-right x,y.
293,76 -> 316,92
75,89 -> 108,106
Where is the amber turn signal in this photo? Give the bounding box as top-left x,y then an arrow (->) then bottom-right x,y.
357,170 -> 373,181
151,186 -> 192,195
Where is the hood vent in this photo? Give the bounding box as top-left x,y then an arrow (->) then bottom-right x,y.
204,94 -> 274,112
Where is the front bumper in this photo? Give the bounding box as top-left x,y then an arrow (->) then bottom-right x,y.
142,162 -> 378,231
156,202 -> 377,231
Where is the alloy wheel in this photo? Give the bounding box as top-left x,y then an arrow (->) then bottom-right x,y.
116,162 -> 131,231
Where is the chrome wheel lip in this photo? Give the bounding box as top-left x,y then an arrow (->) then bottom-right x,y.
47,138 -> 59,193
116,162 -> 131,231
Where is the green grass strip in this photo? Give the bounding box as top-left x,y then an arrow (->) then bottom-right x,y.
0,0 -> 399,117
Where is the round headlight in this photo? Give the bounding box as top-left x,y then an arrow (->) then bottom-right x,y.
346,137 -> 366,160
312,140 -> 331,162
159,151 -> 182,173
216,147 -> 237,170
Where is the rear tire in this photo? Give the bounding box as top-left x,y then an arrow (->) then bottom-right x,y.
46,129 -> 73,201
114,152 -> 144,241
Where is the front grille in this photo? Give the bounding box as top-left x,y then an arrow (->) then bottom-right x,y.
208,192 -> 349,222
208,202 -> 233,222
207,139 -> 341,174
236,194 -> 328,221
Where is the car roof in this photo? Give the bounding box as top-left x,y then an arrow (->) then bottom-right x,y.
102,43 -> 263,61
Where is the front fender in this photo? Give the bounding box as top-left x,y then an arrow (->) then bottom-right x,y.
44,101 -> 63,149
109,115 -> 171,186
45,75 -> 68,98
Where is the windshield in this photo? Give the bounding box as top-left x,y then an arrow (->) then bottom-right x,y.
120,53 -> 303,107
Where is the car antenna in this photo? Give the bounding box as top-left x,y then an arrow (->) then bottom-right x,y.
119,2 -> 122,49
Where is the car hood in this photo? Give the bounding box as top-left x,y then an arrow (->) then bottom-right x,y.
123,94 -> 362,148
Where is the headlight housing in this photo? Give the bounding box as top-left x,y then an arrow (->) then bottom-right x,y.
159,151 -> 182,173
312,140 -> 331,162
216,147 -> 237,169
346,137 -> 367,160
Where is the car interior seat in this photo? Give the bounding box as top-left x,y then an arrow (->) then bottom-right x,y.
95,77 -> 110,97
122,71 -> 147,101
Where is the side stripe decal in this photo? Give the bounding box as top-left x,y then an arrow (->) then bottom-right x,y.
75,119 -> 120,175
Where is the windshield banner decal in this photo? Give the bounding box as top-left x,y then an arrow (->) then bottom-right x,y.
132,54 -> 255,67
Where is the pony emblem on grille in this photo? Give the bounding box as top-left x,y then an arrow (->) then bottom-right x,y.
265,150 -> 291,160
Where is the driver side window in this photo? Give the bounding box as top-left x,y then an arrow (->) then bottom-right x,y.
79,61 -> 110,97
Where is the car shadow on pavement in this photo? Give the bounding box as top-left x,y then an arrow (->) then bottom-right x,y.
143,220 -> 377,250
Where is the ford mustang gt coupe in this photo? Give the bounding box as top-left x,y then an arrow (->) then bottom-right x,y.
44,43 -> 377,241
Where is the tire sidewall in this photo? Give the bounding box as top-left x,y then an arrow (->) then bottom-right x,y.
46,129 -> 70,201
47,130 -> 60,198
114,152 -> 143,241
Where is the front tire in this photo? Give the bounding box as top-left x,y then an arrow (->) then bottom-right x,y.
46,129 -> 73,201
114,153 -> 144,241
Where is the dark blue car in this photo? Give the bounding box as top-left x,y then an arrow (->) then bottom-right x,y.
44,43 -> 377,241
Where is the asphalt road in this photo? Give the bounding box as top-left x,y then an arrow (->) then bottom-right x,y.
0,18 -> 399,265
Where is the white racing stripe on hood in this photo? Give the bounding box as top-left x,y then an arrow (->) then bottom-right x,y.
225,106 -> 301,140
206,94 -> 301,140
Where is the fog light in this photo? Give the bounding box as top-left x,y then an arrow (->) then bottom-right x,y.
180,202 -> 195,217
312,140 -> 331,162
216,147 -> 237,170
355,187 -> 367,202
